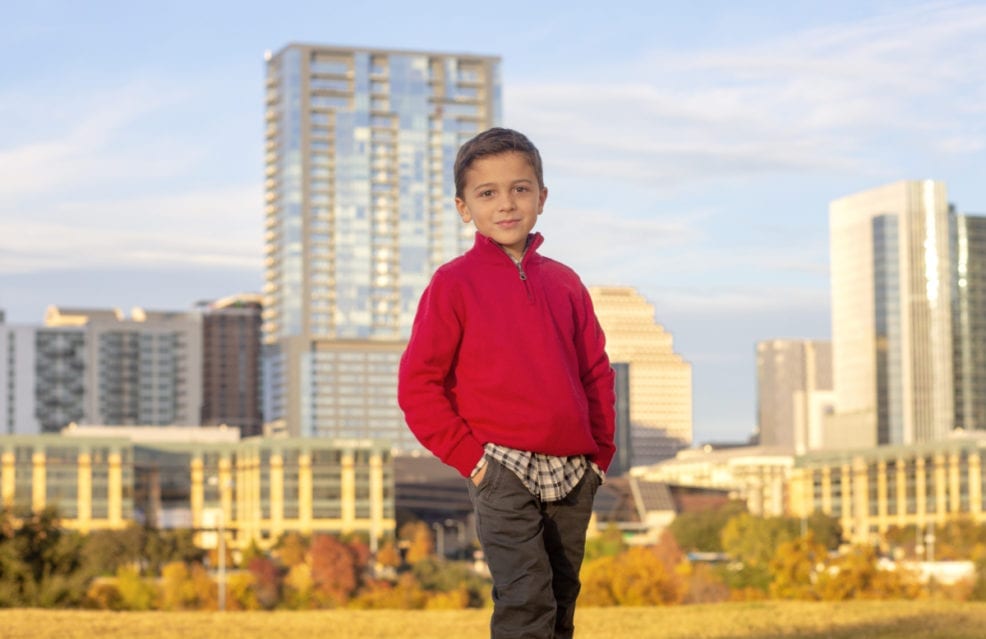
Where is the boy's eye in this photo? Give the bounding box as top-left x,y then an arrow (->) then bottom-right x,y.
515,186 -> 528,192
479,190 -> 494,197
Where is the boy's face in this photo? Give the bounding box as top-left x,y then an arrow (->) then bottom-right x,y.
455,151 -> 548,261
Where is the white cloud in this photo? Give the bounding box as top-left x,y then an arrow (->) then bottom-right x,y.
0,185 -> 262,275
651,286 -> 829,316
0,81 -> 196,201
507,2 -> 986,190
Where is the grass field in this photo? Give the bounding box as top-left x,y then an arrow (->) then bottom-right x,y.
2,601 -> 986,638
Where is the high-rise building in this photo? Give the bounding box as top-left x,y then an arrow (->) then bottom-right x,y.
828,180 -> 954,447
200,294 -> 264,437
1,317 -> 86,435
588,286 -> 692,464
262,44 -> 500,440
756,339 -> 833,453
46,307 -> 203,427
952,212 -> 986,431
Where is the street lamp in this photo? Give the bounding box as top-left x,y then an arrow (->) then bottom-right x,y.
207,475 -> 232,611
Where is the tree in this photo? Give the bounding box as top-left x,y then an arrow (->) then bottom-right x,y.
769,532 -> 826,600
400,521 -> 435,564
584,524 -> 628,561
580,547 -> 685,606
721,513 -> 800,593
814,545 -> 920,601
930,517 -> 986,560
679,561 -> 730,604
226,572 -> 260,611
275,531 -> 309,568
805,511 -> 843,550
247,556 -> 281,610
159,561 -> 197,610
411,557 -> 489,608
282,563 -> 314,609
349,573 -> 428,610
375,539 -> 402,570
309,534 -> 358,607
81,525 -> 144,576
114,565 -> 157,610
0,506 -> 91,607
970,555 -> 986,601
667,500 -> 747,553
142,529 -> 205,576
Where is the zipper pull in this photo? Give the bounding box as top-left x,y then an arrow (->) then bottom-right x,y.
514,259 -> 527,281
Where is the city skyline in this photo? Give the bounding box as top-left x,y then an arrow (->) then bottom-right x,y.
2,1 -> 985,443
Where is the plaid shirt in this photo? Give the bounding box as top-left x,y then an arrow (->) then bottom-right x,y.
480,443 -> 604,502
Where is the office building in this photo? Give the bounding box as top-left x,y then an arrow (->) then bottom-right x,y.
634,446 -> 794,517
588,286 -> 692,464
788,433 -> 986,544
1,317 -> 86,435
0,426 -> 395,549
828,181 -> 954,447
756,339 -> 834,453
952,213 -> 986,431
262,44 -> 500,439
46,307 -> 203,427
200,294 -> 264,437
263,338 -> 411,447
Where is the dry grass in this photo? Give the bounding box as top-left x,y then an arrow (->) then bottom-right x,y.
2,601 -> 986,638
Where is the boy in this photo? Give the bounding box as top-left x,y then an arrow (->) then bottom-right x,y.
398,128 -> 615,639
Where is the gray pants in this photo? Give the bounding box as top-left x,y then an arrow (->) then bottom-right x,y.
467,459 -> 601,639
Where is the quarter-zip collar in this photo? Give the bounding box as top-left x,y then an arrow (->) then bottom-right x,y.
472,231 -> 543,267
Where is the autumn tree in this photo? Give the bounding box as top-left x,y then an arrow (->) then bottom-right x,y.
584,524 -> 628,561
309,534 -> 358,607
375,539 -> 402,570
142,529 -> 206,576
970,555 -> 986,601
247,556 -> 281,609
929,517 -> 986,560
580,546 -> 685,606
350,573 -> 429,610
114,565 -> 157,610
275,531 -> 309,568
721,513 -> 799,592
0,505 -> 91,607
679,561 -> 730,604
226,572 -> 260,611
814,545 -> 920,601
411,557 -> 489,608
804,511 -> 843,550
159,561 -> 198,610
667,500 -> 747,553
769,531 -> 826,600
282,562 -> 314,609
81,525 -> 145,576
400,521 -> 435,564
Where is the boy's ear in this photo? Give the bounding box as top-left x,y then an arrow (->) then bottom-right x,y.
455,197 -> 472,223
538,186 -> 548,214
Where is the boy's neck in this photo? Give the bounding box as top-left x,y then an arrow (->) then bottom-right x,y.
491,233 -> 534,262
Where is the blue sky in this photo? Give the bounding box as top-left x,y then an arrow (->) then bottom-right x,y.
2,1 -> 985,443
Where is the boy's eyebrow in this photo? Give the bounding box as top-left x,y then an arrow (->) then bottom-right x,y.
471,178 -> 535,191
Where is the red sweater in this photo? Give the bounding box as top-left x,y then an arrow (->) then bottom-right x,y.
398,232 -> 616,477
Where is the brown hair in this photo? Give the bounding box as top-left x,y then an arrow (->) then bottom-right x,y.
453,127 -> 544,198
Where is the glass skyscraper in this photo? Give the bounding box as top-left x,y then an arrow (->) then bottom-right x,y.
828,180 -> 954,446
262,44 -> 501,441
952,212 -> 986,431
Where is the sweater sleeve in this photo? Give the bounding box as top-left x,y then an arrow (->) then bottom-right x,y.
398,271 -> 485,477
574,285 -> 617,471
